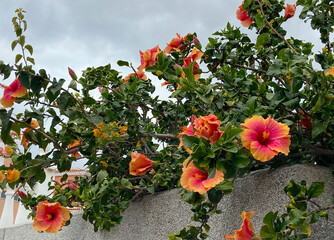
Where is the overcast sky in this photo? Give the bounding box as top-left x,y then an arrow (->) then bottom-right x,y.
0,0 -> 319,81
0,0 -> 325,169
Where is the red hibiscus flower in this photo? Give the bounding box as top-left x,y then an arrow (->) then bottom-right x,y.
236,5 -> 253,27
284,4 -> 296,19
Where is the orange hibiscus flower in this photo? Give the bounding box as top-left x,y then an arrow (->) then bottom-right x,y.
236,4 -> 253,27
240,116 -> 290,162
129,152 -> 154,176
21,120 -> 39,149
164,33 -> 187,54
137,45 -> 161,71
194,114 -> 223,144
0,77 -> 27,108
325,66 -> 334,76
284,4 -> 296,19
0,172 -> 5,183
33,201 -> 70,233
0,145 -> 14,156
67,140 -> 82,159
180,160 -> 224,195
124,70 -> 147,83
6,168 -> 20,183
183,48 -> 203,80
178,115 -> 197,152
224,211 -> 259,240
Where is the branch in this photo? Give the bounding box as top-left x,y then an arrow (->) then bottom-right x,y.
256,0 -> 297,54
11,117 -> 66,152
225,60 -> 266,73
302,143 -> 334,156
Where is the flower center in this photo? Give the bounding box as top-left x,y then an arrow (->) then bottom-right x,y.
261,129 -> 270,144
46,213 -> 55,221
193,172 -> 207,180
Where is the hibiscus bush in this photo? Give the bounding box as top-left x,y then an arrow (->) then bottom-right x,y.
0,1 -> 334,239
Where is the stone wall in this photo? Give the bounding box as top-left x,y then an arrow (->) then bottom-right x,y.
1,164 -> 333,240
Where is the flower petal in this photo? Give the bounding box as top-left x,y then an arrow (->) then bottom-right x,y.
202,170 -> 224,189
0,94 -> 15,108
267,137 -> 291,155
265,116 -> 290,140
33,219 -> 52,232
241,115 -> 266,132
240,129 -> 258,150
250,141 -> 278,162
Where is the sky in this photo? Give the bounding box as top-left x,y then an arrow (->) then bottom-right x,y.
0,0 -> 325,168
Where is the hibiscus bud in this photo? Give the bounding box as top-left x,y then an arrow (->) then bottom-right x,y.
192,35 -> 202,50
18,190 -> 27,199
68,181 -> 78,191
68,67 -> 77,80
284,4 -> 296,19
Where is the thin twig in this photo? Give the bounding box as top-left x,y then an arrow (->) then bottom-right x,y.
11,117 -> 65,152
256,0 -> 297,54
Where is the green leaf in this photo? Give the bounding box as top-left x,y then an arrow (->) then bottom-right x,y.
180,189 -> 205,204
267,60 -> 282,76
207,188 -> 223,204
18,71 -> 31,88
31,76 -> 43,95
97,170 -> 108,183
68,80 -> 78,91
256,33 -> 270,46
25,44 -> 33,55
27,56 -> 35,65
215,179 -> 234,193
117,60 -> 129,67
255,14 -> 265,29
182,134 -> 199,149
231,149 -> 250,168
0,109 -> 14,145
11,40 -> 18,51
15,54 -> 22,64
260,211 -> 278,238
283,97 -> 299,109
307,182 -> 324,199
312,121 -> 329,138
18,35 -> 25,46
121,178 -> 132,189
